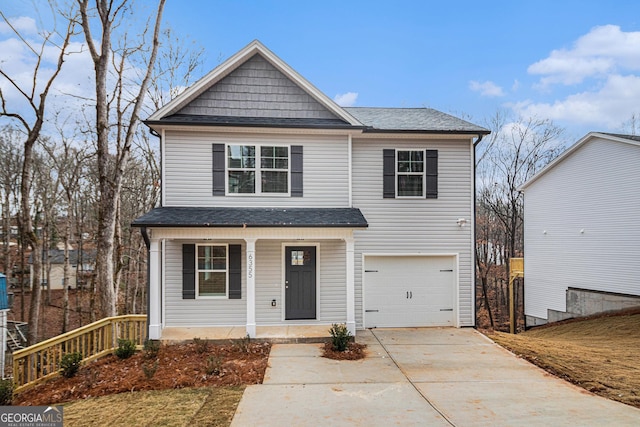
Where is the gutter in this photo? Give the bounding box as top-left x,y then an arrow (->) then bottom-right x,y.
140,227 -> 151,341
472,133 -> 485,327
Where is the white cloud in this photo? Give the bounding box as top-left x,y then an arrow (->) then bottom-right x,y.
334,91 -> 358,107
511,74 -> 640,129
0,16 -> 38,35
469,80 -> 505,97
511,79 -> 520,92
528,25 -> 640,86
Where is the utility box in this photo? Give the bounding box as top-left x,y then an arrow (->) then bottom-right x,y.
0,273 -> 8,310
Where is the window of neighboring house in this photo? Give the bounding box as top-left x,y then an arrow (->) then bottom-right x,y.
396,150 -> 425,197
196,244 -> 228,298
227,145 -> 289,194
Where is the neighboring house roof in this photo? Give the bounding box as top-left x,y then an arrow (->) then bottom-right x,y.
28,249 -> 97,265
131,207 -> 368,228
344,107 -> 489,134
519,132 -> 640,191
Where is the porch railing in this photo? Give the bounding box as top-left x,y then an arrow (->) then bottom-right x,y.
12,315 -> 147,393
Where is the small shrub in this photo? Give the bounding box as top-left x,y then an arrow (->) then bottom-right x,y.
329,323 -> 352,352
0,378 -> 13,405
231,334 -> 251,353
143,339 -> 161,359
205,355 -> 223,376
114,339 -> 136,359
60,352 -> 83,378
193,337 -> 209,354
142,360 -> 159,380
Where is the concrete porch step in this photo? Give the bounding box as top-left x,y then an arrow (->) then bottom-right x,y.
160,325 -> 334,344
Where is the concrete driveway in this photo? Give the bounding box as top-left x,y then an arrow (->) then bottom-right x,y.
231,328 -> 640,426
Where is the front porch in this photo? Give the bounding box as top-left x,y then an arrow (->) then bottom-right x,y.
134,206 -> 369,341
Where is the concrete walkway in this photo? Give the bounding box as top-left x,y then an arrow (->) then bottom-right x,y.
231,328 -> 640,426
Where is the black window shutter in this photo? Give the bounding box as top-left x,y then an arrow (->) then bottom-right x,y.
383,149 -> 395,198
182,244 -> 196,299
291,145 -> 303,197
228,244 -> 242,299
425,150 -> 438,199
212,143 -> 226,196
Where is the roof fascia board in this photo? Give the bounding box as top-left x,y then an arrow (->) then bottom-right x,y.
145,122 -> 364,136
148,40 -> 362,126
518,132 -> 640,191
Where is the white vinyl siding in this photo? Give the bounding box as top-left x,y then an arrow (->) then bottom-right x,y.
523,137 -> 640,320
164,240 -> 246,327
352,137 -> 475,328
164,132 -> 349,207
164,239 -> 346,327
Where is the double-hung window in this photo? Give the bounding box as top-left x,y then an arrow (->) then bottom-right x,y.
227,145 -> 289,194
396,150 -> 425,197
196,244 -> 228,298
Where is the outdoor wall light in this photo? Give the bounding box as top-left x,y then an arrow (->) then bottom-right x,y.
456,218 -> 467,227
271,299 -> 277,307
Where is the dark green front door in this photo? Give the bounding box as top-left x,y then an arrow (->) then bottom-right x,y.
285,246 -> 316,320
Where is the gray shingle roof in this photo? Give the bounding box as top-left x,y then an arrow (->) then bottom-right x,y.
344,107 -> 489,133
601,133 -> 640,142
132,207 -> 368,228
28,249 -> 96,265
147,114 -> 358,129
147,108 -> 488,134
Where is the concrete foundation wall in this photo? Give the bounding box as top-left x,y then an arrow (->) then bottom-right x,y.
565,288 -> 640,317
527,287 -> 640,327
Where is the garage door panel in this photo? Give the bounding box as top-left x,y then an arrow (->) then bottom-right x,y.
364,256 -> 456,328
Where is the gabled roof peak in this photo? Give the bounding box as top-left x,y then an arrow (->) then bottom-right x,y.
148,40 -> 361,126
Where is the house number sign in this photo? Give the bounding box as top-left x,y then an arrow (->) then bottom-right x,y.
247,253 -> 254,279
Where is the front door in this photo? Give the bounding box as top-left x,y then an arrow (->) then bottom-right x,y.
285,246 -> 316,320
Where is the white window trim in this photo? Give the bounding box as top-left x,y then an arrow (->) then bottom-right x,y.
395,149 -> 426,198
196,243 -> 229,299
226,144 -> 291,196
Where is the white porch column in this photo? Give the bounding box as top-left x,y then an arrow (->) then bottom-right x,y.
148,238 -> 162,340
245,238 -> 257,338
345,237 -> 356,335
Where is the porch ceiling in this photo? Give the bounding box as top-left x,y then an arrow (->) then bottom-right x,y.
132,206 -> 368,228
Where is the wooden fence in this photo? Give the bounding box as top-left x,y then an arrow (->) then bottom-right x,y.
12,315 -> 147,393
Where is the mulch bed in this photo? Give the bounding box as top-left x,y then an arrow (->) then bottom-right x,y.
14,341 -> 271,406
321,341 -> 367,360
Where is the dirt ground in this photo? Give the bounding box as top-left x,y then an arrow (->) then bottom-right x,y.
9,289 -> 97,341
14,340 -> 271,406
485,308 -> 640,409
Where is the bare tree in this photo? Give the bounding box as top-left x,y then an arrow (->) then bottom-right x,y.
476,113 -> 565,330
0,126 -> 23,276
0,8 -> 76,344
77,0 -> 166,317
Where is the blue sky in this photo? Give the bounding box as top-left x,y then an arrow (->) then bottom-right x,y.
3,1 -> 640,141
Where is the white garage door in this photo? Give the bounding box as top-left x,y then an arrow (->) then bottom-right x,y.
364,255 -> 456,328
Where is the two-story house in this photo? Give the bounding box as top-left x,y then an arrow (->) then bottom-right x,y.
133,40 -> 489,340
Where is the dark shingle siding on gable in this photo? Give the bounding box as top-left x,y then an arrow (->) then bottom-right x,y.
344,107 -> 489,133
176,54 -> 341,120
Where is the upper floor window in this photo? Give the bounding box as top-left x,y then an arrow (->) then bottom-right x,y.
383,148 -> 438,199
396,150 -> 424,197
227,145 -> 289,194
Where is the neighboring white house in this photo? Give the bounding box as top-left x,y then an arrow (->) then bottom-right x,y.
520,132 -> 640,326
133,40 -> 489,340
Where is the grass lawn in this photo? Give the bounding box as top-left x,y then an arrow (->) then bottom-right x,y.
486,310 -> 640,408
62,386 -> 245,427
